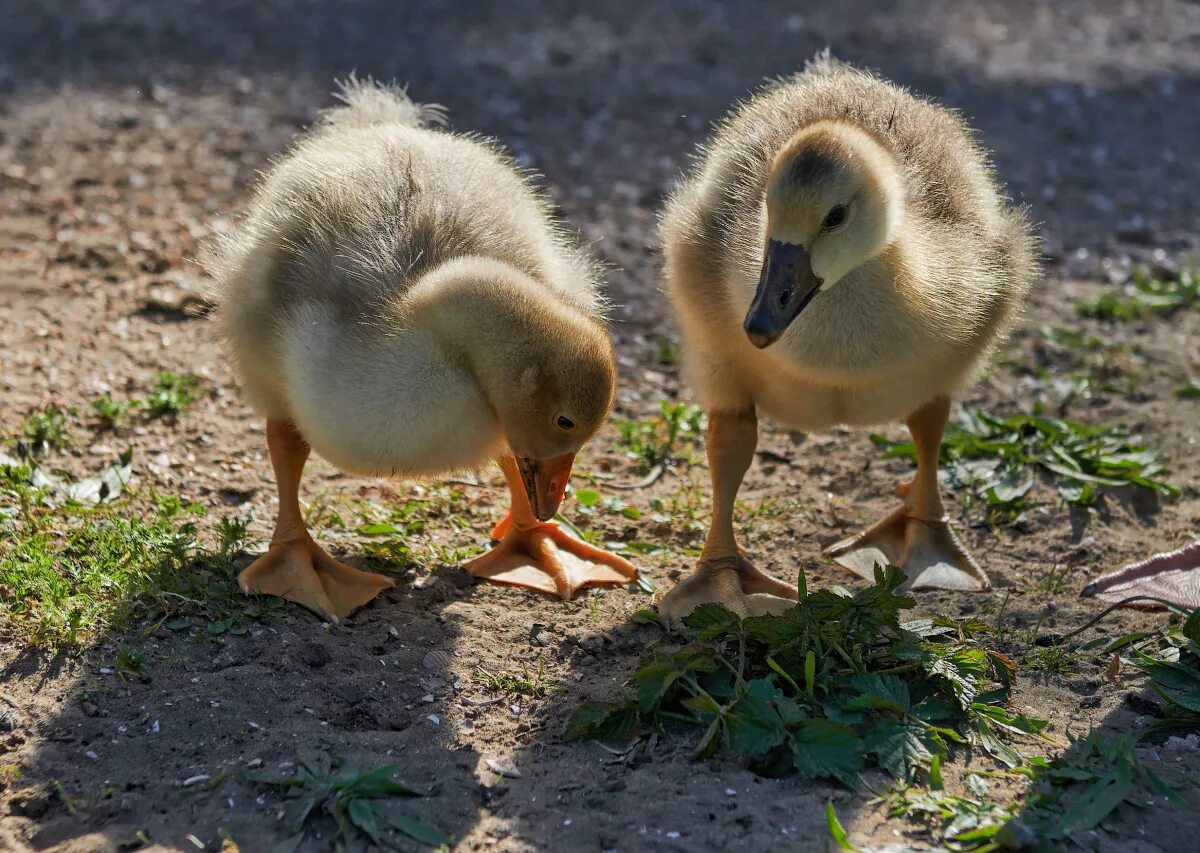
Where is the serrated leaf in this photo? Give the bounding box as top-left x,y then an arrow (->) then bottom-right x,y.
864,719 -> 935,779
682,603 -> 740,641
725,680 -> 788,758
792,719 -> 863,788
845,673 -> 910,714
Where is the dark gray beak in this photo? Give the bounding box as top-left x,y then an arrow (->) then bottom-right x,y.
744,239 -> 823,349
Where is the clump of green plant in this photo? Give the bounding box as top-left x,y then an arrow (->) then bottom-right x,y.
21,405 -> 71,454
994,731 -> 1179,849
1125,607 -> 1200,740
876,765 -> 1017,851
871,407 -> 1177,514
140,371 -> 203,419
115,643 -> 147,679
613,401 -> 706,473
1077,267 -> 1199,321
1177,378 -> 1200,399
570,566 -> 1046,786
475,660 -> 547,695
245,747 -> 449,849
0,497 -> 206,647
88,393 -> 130,430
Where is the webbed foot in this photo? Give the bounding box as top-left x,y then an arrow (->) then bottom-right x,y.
658,553 -> 797,629
239,536 -> 394,622
465,515 -> 637,599
1082,540 -> 1200,609
825,504 -> 989,592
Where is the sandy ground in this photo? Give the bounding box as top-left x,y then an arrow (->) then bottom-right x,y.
2,1 -> 1199,850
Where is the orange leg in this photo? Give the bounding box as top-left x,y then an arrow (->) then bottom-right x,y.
825,395 -> 989,592
658,410 -> 797,628
238,418 -> 393,622
464,455 -> 637,599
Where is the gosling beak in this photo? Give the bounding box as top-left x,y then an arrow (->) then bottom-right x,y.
516,451 -> 576,522
744,239 -> 824,349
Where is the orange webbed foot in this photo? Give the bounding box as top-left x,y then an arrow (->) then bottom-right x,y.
465,514 -> 637,599
239,537 -> 394,622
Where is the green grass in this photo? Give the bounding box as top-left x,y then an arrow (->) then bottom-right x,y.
1077,267 -> 1199,321
139,371 -> 203,419
870,406 -> 1177,515
570,566 -> 1048,787
0,486 -> 220,647
245,748 -> 450,850
1036,326 -> 1149,401
88,393 -> 130,430
474,660 -> 548,695
612,401 -> 706,473
21,404 -> 71,454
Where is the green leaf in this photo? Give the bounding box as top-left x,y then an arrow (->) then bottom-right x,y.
359,522 -> 402,535
283,795 -> 321,834
826,802 -> 858,852
347,798 -> 385,846
385,810 -> 453,847
845,673 -> 910,714
269,833 -> 306,853
725,680 -> 788,758
348,764 -> 421,797
576,488 -> 602,507
567,701 -> 638,743
792,719 -> 863,788
928,753 -> 944,790
1183,606 -> 1200,645
864,719 -> 935,779
975,717 -> 1021,769
682,604 -> 739,641
1056,762 -> 1133,835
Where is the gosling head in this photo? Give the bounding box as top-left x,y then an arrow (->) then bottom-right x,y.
500,314 -> 617,522
745,121 -> 903,348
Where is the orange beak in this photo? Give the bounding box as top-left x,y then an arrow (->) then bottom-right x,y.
516,451 -> 576,522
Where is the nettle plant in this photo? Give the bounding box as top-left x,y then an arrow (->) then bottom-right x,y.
570,566 -> 1047,786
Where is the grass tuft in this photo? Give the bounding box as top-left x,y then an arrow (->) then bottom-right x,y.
613,401 -> 706,473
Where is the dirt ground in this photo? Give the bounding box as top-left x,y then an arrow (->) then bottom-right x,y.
2,1 -> 1200,850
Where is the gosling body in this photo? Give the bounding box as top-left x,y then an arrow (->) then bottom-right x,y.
210,81 -> 636,620
659,55 -> 1038,623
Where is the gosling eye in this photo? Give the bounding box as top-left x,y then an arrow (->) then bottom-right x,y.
822,204 -> 848,230
556,415 -> 576,431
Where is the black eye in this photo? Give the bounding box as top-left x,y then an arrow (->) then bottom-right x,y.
822,205 -> 847,229
556,415 -> 576,431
